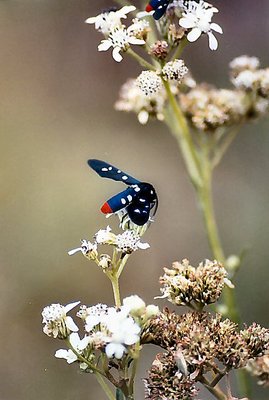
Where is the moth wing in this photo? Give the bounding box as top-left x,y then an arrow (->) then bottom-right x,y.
88,159 -> 140,185
101,187 -> 138,214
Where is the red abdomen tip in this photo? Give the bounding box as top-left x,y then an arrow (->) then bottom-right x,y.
146,4 -> 154,12
101,202 -> 113,214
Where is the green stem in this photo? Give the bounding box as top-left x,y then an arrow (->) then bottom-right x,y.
164,82 -> 251,398
212,127 -> 240,169
127,48 -> 156,71
111,275 -> 121,307
116,254 -> 130,278
171,37 -> 188,60
95,373 -> 116,400
163,80 -> 202,189
199,376 -> 227,400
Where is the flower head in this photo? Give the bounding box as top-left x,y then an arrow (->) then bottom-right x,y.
179,1 -> 223,50
180,85 -> 247,132
149,40 -> 169,60
95,226 -> 149,253
68,239 -> 97,260
98,26 -> 145,62
115,78 -> 166,124
229,55 -> 260,75
158,258 -> 233,306
85,6 -> 136,36
115,230 -> 150,253
128,18 -> 150,40
136,71 -> 163,96
144,352 -> 198,400
162,59 -> 188,81
42,301 -> 80,339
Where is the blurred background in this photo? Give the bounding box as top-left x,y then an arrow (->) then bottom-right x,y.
0,0 -> 269,399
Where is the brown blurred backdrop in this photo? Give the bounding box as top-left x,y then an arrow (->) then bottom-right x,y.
0,0 -> 269,399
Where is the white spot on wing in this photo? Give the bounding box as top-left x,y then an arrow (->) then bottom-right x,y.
121,198 -> 127,205
134,209 -> 141,213
122,175 -> 128,181
108,167 -> 113,171
139,198 -> 146,202
117,170 -> 121,173
127,195 -> 132,202
101,167 -> 108,172
134,186 -> 140,192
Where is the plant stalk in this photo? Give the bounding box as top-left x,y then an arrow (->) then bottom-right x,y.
163,80 -> 251,398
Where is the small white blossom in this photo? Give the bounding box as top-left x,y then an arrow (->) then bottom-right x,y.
85,6 -> 136,36
68,239 -> 97,259
95,226 -> 149,253
98,26 -> 145,62
144,304 -> 160,319
95,226 -> 115,244
105,314 -> 141,359
254,97 -> 269,115
115,230 -> 150,253
123,295 -> 146,314
115,78 -> 166,125
128,18 -> 150,39
229,55 -> 260,73
123,295 -> 159,322
55,332 -> 90,364
42,301 -> 80,339
136,71 -> 163,96
162,59 -> 188,81
232,70 -> 259,90
179,1 -> 223,50
84,304 -> 110,331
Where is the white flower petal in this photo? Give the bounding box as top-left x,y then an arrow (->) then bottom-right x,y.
106,343 -> 126,359
64,301 -> 80,313
179,17 -> 196,29
78,336 -> 91,351
210,23 -> 223,34
119,5 -> 136,16
124,333 -> 140,345
128,37 -> 145,45
85,17 -> 96,24
65,316 -> 79,332
98,40 -> 112,52
55,349 -> 78,363
112,47 -> 123,62
187,27 -> 202,42
69,332 -> 80,348
55,349 -> 69,359
136,10 -> 154,18
138,242 -> 150,249
68,247 -> 82,256
138,110 -> 149,125
208,31 -> 218,50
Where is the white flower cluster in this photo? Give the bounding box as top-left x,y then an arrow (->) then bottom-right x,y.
42,296 -> 159,363
136,59 -> 188,97
115,78 -> 166,124
68,225 -> 150,260
162,59 -> 188,81
42,301 -> 80,339
136,71 -> 163,96
178,0 -> 223,50
229,55 -> 269,116
86,6 -> 147,62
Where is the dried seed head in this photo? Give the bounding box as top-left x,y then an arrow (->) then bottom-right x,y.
149,40 -> 169,60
